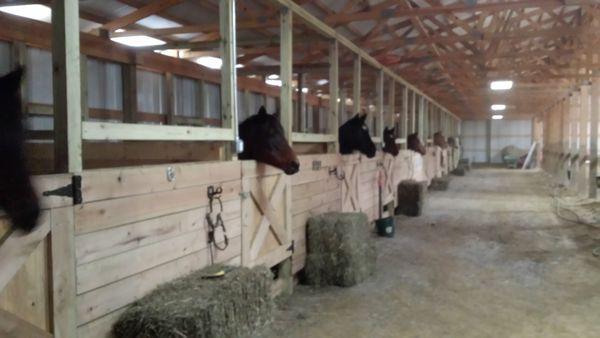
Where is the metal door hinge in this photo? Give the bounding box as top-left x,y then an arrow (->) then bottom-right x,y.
43,175 -> 82,205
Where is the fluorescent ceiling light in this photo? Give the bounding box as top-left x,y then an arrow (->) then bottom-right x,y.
492,114 -> 504,120
195,56 -> 222,69
193,56 -> 243,70
0,4 -> 51,22
267,74 -> 279,80
265,79 -> 282,87
491,104 -> 506,111
490,80 -> 513,90
316,79 -> 329,86
111,35 -> 166,47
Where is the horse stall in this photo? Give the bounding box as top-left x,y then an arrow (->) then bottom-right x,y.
0,1 -> 462,337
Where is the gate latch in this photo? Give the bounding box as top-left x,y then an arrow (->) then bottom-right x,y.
286,240 -> 295,253
43,175 -> 82,205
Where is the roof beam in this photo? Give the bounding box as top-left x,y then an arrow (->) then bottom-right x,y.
102,0 -> 184,31
324,0 -> 560,25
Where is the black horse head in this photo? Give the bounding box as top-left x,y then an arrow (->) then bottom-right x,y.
407,132 -> 426,156
339,114 -> 376,158
0,67 -> 40,232
239,106 -> 299,175
382,126 -> 399,156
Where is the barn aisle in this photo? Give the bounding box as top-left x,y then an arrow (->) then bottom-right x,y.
260,169 -> 600,338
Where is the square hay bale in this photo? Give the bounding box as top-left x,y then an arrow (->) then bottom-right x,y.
113,265 -> 273,338
451,167 -> 466,176
304,212 -> 376,287
395,180 -> 426,217
430,176 -> 450,191
458,158 -> 471,171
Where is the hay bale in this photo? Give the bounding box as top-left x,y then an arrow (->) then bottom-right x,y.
305,212 -> 376,287
395,180 -> 426,216
430,176 -> 450,191
113,265 -> 273,338
458,158 -> 471,171
451,167 -> 466,176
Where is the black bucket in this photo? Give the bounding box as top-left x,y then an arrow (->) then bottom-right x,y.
375,217 -> 395,238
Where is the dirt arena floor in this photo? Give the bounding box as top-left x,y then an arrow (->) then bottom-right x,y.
260,168 -> 600,338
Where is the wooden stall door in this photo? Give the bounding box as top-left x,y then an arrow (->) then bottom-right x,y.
241,162 -> 292,268
341,155 -> 360,213
382,154 -> 395,208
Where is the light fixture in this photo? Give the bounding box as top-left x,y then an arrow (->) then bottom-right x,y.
265,78 -> 282,87
194,56 -> 242,70
316,79 -> 329,86
492,114 -> 504,120
345,98 -> 353,105
111,35 -> 166,48
337,98 -> 341,103
0,4 -> 51,22
301,87 -> 308,94
267,74 -> 279,80
490,80 -> 513,91
491,104 -> 506,111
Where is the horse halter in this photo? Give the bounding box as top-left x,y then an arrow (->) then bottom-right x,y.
206,185 -> 229,264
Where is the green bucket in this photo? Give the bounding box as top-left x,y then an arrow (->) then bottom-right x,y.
375,217 -> 395,238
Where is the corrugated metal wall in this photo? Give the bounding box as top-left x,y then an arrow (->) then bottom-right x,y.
490,120 -> 532,163
462,120 -> 487,163
461,119 -> 533,164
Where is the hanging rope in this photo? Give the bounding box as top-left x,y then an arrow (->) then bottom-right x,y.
206,185 -> 229,265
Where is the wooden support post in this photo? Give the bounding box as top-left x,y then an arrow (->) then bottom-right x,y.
122,63 -> 137,123
353,55 -> 361,115
80,54 -> 89,120
165,72 -> 174,124
220,0 -> 238,159
339,90 -> 346,124
328,40 -> 339,153
418,97 -> 425,140
376,69 -> 384,144
51,206 -> 77,338
402,86 -> 408,138
387,79 -> 395,128
296,73 -> 305,132
579,85 -> 590,195
590,80 -> 599,199
410,91 -> 416,134
280,6 -> 293,143
52,0 -> 82,173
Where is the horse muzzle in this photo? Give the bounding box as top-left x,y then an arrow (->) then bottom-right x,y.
283,160 -> 300,175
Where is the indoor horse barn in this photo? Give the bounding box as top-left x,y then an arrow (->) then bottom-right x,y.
0,0 -> 599,337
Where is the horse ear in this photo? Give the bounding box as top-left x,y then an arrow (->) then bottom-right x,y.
0,67 -> 24,93
258,106 -> 267,115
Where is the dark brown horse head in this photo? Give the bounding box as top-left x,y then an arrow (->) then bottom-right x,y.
407,132 -> 426,156
0,67 -> 40,233
239,106 -> 299,175
448,136 -> 458,148
433,131 -> 448,149
339,114 -> 376,158
382,126 -> 399,156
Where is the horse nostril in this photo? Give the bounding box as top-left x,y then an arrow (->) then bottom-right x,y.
291,161 -> 300,170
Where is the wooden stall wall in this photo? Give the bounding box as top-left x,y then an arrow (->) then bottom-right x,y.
358,154 -> 382,222
74,162 -> 243,337
0,174 -> 74,337
290,154 -> 342,274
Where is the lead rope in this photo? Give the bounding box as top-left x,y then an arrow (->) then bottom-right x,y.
206,186 -> 229,265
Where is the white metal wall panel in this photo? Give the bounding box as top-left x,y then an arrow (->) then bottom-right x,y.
248,92 -> 265,116
87,58 -> 122,111
26,47 -> 53,105
203,82 -> 220,120
136,69 -> 165,114
0,41 -> 10,74
490,119 -> 532,163
265,96 -> 277,115
461,120 -> 487,163
173,75 -> 199,117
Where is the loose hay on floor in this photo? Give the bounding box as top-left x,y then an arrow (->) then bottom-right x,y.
430,176 -> 451,190
305,212 -> 376,287
395,180 -> 427,216
113,265 -> 273,338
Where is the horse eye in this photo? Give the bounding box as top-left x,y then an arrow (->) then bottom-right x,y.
362,125 -> 368,131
